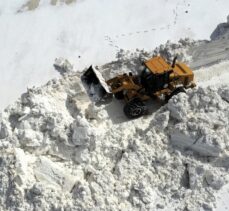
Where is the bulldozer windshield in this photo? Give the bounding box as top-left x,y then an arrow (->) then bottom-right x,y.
141,69 -> 172,94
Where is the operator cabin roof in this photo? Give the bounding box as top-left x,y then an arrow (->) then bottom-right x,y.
145,56 -> 193,76
145,57 -> 171,74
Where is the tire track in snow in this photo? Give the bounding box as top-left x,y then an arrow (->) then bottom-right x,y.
172,0 -> 191,25
110,25 -> 170,39
104,24 -> 170,51
194,60 -> 229,85
104,35 -> 120,51
104,0 -> 191,50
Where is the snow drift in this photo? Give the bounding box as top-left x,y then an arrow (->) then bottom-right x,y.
0,64 -> 228,210
0,12 -> 229,211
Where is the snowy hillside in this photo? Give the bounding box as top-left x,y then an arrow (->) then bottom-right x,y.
0,55 -> 228,210
0,1 -> 229,210
1,0 -> 229,109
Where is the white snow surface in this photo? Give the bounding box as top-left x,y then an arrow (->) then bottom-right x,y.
0,57 -> 228,210
1,1 -> 229,210
1,0 -> 229,109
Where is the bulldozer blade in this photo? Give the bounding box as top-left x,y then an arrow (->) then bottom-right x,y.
81,65 -> 112,102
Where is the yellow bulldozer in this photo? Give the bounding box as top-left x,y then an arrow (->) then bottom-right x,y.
82,56 -> 195,119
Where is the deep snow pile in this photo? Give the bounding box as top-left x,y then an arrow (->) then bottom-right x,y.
0,65 -> 228,210
0,18 -> 229,210
99,38 -> 196,81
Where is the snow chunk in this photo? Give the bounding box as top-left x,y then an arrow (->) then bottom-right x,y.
0,121 -> 9,139
167,92 -> 190,121
71,116 -> 96,146
205,171 -> 225,190
54,57 -> 73,76
171,132 -> 223,157
34,156 -> 77,192
218,86 -> 229,102
14,148 -> 28,187
150,111 -> 170,130
17,129 -> 43,147
14,148 -> 28,176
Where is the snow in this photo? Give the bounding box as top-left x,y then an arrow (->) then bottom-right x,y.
195,60 -> 229,87
169,88 -> 228,157
1,0 -> 229,109
0,0 -> 229,210
34,156 -> 78,192
0,68 -> 228,210
0,36 -> 229,209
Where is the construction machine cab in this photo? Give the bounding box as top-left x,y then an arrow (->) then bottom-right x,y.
141,67 -> 172,94
141,56 -> 195,95
140,57 -> 173,94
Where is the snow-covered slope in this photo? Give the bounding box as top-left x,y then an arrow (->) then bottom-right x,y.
0,1 -> 229,210
1,0 -> 229,110
0,62 -> 228,210
0,32 -> 228,210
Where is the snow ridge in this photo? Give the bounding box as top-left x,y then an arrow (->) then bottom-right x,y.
0,60 -> 228,210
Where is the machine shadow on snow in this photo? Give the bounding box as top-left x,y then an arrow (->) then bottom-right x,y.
100,98 -> 163,125
102,99 -> 129,124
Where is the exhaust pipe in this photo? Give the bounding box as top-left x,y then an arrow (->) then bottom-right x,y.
172,56 -> 178,68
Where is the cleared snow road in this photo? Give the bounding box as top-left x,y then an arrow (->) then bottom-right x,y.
189,37 -> 229,70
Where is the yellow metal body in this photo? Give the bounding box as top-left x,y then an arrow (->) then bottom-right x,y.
145,56 -> 194,87
106,74 -> 151,101
106,56 -> 195,102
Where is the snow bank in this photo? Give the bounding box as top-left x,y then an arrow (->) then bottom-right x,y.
1,0 -> 229,110
169,87 -> 228,157
0,13 -> 229,209
0,64 -> 228,210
